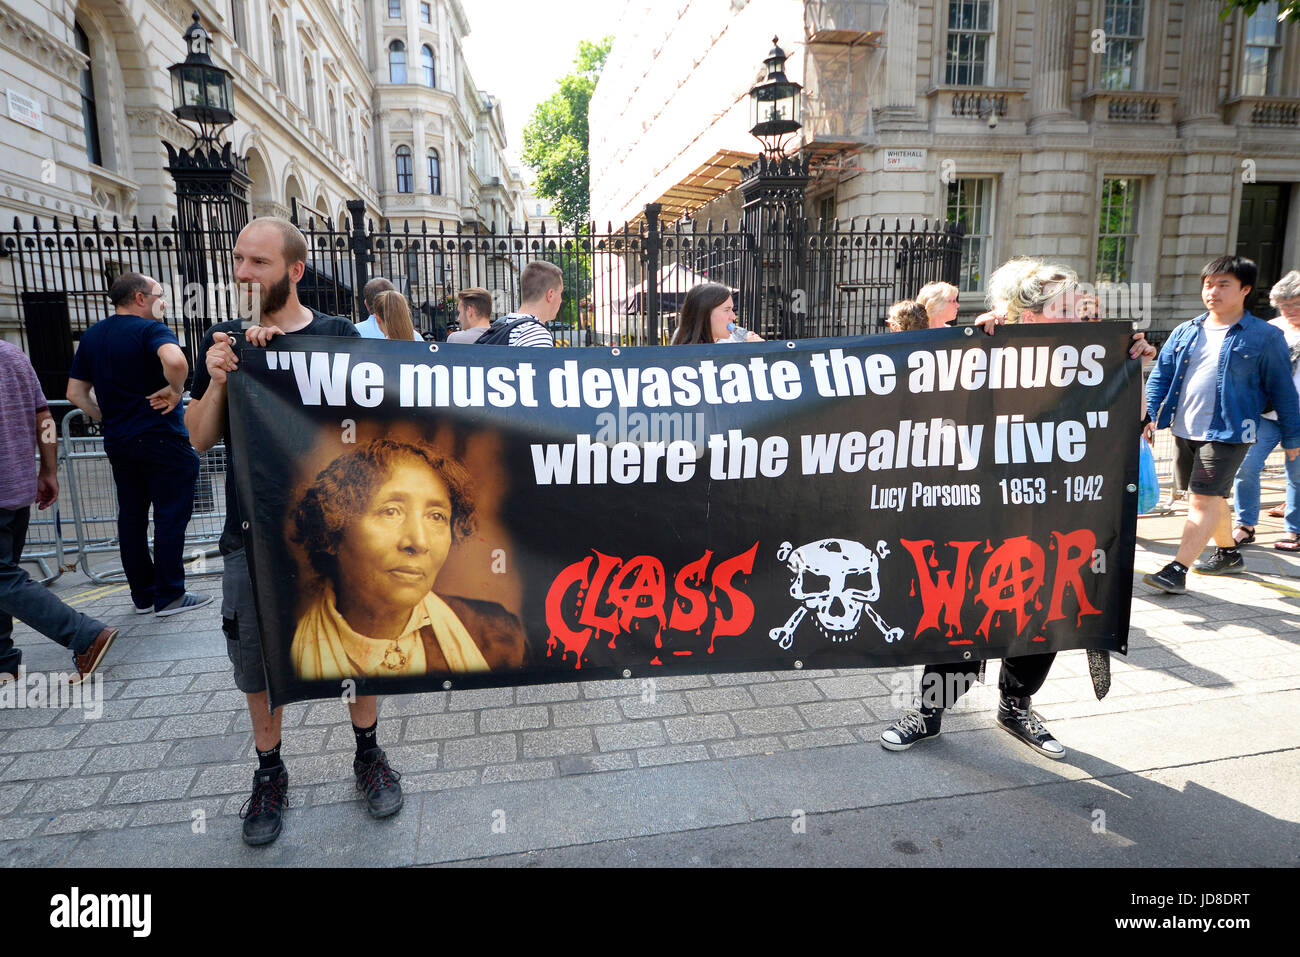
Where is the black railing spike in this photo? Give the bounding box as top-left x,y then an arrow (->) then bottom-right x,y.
438,220 -> 445,234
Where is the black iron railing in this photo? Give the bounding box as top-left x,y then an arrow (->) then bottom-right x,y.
0,202 -> 962,391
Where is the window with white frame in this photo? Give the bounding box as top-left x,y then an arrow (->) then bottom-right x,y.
422,45 -> 436,87
1099,0 -> 1145,90
427,148 -> 440,194
945,0 -> 995,86
388,0 -> 402,19
1096,178 -> 1141,283
946,177 -> 993,291
303,61 -> 316,126
74,22 -> 103,168
389,40 -> 406,83
1242,2 -> 1283,96
420,2 -> 432,23
271,17 -> 286,90
231,0 -> 248,49
395,146 -> 413,192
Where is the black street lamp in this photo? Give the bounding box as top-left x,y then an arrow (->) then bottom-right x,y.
168,12 -> 235,148
748,37 -> 802,160
739,37 -> 809,340
163,11 -> 251,356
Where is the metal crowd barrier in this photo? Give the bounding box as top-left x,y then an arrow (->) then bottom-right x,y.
58,401 -> 226,585
19,400 -> 74,585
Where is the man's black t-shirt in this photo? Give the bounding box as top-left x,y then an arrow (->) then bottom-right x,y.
190,310 -> 359,555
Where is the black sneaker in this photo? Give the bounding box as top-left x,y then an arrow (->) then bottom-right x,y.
1192,547 -> 1245,576
997,694 -> 1065,759
1142,562 -> 1187,594
240,764 -> 288,846
879,707 -> 943,751
354,748 -> 403,818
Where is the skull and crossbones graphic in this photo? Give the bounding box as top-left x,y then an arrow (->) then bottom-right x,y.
768,538 -> 904,649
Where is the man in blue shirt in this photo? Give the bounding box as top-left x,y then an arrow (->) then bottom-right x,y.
66,273 -> 210,617
354,276 -> 420,340
1144,256 -> 1300,594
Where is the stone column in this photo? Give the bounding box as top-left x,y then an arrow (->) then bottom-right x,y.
1179,0 -> 1223,123
411,108 -> 427,193
1030,0 -> 1072,119
378,115 -> 392,194
883,0 -> 919,110
407,12 -> 421,87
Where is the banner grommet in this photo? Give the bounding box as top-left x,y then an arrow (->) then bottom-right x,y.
611,347 -> 621,356
1126,483 -> 1136,492
964,327 -> 974,336
794,660 -> 803,669
621,669 -> 631,678
442,680 -> 452,690
428,343 -> 439,353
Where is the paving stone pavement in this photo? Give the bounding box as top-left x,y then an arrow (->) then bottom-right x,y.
2,506 -> 1298,866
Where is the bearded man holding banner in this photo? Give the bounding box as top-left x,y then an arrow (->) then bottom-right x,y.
185,218 -> 403,847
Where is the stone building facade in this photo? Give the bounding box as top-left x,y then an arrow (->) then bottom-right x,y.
0,0 -> 526,243
590,0 -> 1300,326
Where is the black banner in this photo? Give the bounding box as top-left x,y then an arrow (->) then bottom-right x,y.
227,324 -> 1140,708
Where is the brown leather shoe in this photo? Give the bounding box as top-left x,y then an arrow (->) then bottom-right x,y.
72,627 -> 118,685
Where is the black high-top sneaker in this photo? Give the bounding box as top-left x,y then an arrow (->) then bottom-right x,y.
354,748 -> 404,818
879,704 -> 943,751
996,694 -> 1065,759
240,763 -> 288,846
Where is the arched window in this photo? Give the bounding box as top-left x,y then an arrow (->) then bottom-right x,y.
427,148 -> 440,194
327,91 -> 338,146
421,45 -> 436,87
303,61 -> 316,126
388,40 -> 406,83
74,22 -> 102,167
395,145 -> 412,192
271,17 -> 286,90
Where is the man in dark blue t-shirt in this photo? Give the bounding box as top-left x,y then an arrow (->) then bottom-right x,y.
68,273 -> 209,619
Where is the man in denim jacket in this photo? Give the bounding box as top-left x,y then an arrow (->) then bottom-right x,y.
1144,255 -> 1300,594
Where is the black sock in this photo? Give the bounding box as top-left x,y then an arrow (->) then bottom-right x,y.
1169,561 -> 1188,573
353,721 -> 379,760
1223,545 -> 1239,555
256,741 -> 282,772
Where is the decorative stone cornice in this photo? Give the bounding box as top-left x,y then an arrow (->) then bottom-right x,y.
0,7 -> 84,81
127,107 -> 196,149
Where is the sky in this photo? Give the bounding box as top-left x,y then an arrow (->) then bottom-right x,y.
459,0 -> 626,175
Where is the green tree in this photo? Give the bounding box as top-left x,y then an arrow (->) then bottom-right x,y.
1219,0 -> 1300,23
522,37 -> 612,227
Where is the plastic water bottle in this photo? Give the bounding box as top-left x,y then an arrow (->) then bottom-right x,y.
726,321 -> 748,342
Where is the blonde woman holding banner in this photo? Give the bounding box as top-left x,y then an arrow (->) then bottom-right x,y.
879,257 -> 1153,759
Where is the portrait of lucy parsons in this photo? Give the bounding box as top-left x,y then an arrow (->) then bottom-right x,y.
289,438 -> 527,680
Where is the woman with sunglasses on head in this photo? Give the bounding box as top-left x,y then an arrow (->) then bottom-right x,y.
880,257 -> 1151,759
